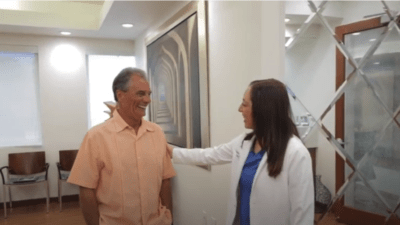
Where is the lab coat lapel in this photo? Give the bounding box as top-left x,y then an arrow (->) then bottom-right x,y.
251,151 -> 267,191
232,137 -> 254,189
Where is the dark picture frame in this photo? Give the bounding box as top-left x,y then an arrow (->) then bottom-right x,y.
146,1 -> 210,170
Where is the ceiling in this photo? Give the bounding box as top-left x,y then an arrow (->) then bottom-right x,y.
0,1 -> 188,40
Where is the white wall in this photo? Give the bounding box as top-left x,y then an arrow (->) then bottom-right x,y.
135,1 -> 285,224
0,33 -> 134,203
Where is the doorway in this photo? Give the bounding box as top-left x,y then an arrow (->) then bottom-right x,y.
335,17 -> 400,225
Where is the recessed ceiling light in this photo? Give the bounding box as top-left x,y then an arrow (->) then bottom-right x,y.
122,23 -> 133,28
60,32 -> 71,36
352,32 -> 360,36
374,62 -> 380,65
369,38 -> 376,42
285,18 -> 290,23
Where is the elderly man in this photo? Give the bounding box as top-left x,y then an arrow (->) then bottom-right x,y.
68,68 -> 176,225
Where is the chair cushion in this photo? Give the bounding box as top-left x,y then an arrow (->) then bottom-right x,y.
60,173 -> 70,180
6,175 -> 46,185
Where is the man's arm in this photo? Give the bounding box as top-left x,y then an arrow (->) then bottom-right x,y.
79,186 -> 100,225
160,178 -> 173,217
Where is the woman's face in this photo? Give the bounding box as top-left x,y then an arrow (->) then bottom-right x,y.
238,87 -> 253,129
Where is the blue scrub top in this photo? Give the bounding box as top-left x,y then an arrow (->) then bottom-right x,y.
239,142 -> 266,225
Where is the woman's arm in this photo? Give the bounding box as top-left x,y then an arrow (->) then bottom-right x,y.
172,134 -> 244,165
288,145 -> 315,225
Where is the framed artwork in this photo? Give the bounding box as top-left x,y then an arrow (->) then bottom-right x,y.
146,1 -> 210,169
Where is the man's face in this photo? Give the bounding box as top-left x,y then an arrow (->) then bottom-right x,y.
117,74 -> 151,122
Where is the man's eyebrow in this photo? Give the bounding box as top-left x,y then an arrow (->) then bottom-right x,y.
136,90 -> 152,94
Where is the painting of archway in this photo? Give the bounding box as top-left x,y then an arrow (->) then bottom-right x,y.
147,13 -> 201,148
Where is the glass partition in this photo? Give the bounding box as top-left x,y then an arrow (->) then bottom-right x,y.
285,1 -> 400,223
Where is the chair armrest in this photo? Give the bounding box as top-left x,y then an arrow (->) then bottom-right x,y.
0,166 -> 9,185
56,162 -> 62,179
44,163 -> 50,180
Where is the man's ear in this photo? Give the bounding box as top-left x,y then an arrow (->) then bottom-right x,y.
116,90 -> 125,102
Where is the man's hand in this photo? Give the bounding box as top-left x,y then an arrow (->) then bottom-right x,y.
79,186 -> 100,225
160,178 -> 173,219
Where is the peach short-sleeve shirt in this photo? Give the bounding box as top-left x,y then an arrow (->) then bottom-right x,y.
68,110 -> 176,225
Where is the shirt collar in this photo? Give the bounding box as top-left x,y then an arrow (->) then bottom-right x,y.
112,110 -> 154,133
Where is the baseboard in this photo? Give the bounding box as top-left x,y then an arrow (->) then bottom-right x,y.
0,194 -> 79,209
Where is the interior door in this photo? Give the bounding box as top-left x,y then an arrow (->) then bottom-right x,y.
335,17 -> 400,225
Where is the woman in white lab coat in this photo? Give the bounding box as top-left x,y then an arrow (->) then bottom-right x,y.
171,79 -> 314,225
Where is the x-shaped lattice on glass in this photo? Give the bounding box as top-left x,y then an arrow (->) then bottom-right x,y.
285,0 -> 400,223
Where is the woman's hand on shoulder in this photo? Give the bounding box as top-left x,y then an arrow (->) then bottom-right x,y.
167,144 -> 173,159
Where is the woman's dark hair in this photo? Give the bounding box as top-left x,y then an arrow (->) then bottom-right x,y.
249,79 -> 299,178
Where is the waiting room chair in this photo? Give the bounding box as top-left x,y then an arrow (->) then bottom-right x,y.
0,151 -> 50,218
56,149 -> 78,211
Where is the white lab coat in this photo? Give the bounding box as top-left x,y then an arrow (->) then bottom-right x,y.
173,133 -> 314,225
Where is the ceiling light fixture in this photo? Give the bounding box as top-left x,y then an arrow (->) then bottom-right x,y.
285,18 -> 290,23
369,38 -> 376,42
352,32 -> 360,36
122,23 -> 133,28
0,1 -> 20,10
374,62 -> 380,65
51,44 -> 82,73
60,32 -> 71,36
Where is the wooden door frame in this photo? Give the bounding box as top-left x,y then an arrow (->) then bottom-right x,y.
334,17 -> 392,225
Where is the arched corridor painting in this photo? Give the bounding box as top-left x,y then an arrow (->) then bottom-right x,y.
146,2 -> 210,150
